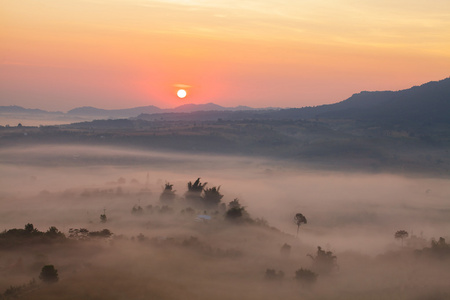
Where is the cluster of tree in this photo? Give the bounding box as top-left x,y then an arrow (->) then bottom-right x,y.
264,244 -> 335,289
416,237 -> 450,259
0,224 -> 114,247
68,228 -> 112,240
144,204 -> 174,215
131,205 -> 144,215
159,178 -> 224,210
0,224 -> 65,248
225,199 -> 250,222
307,246 -> 338,275
156,178 -> 258,224
264,268 -> 318,286
184,178 -> 224,209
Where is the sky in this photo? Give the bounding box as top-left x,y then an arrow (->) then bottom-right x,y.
1,0 -> 450,111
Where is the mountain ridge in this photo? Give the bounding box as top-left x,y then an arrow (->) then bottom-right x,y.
2,77 -> 449,125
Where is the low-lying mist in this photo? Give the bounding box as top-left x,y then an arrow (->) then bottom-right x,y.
1,144 -> 449,299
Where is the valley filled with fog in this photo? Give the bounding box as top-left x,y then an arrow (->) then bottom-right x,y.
1,145 -> 449,299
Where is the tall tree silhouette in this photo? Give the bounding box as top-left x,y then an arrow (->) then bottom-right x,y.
203,186 -> 223,208
185,178 -> 207,207
294,213 -> 307,235
394,230 -> 409,246
160,182 -> 176,205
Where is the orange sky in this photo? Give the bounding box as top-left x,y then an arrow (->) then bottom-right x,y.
1,0 -> 450,110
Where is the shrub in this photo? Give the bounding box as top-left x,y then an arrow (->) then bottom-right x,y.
39,265 -> 58,283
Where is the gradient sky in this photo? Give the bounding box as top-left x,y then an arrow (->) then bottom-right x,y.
1,0 -> 450,111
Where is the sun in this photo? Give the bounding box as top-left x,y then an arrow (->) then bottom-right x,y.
177,89 -> 187,99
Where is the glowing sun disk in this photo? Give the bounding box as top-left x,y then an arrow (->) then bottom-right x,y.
177,89 -> 187,98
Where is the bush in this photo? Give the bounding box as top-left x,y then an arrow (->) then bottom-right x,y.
295,268 -> 318,285
265,269 -> 284,280
39,265 -> 58,283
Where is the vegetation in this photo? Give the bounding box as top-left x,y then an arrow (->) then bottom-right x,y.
185,178 -> 207,208
294,213 -> 307,235
417,237 -> 450,259
1,175 -> 450,299
202,186 -> 224,208
280,243 -> 291,257
39,265 -> 58,283
131,205 -> 144,215
100,210 -> 107,223
308,246 -> 338,275
394,230 -> 409,246
0,224 -> 66,248
1,279 -> 37,299
294,268 -> 318,286
225,199 -> 249,221
264,269 -> 284,280
160,182 -> 176,205
2,108 -> 450,176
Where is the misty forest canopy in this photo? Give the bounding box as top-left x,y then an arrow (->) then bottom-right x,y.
1,172 -> 450,300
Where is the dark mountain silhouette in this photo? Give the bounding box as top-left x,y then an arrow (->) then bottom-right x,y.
270,77 -> 450,124
5,103 -> 259,119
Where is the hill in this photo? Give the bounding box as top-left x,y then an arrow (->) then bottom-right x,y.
271,77 -> 450,125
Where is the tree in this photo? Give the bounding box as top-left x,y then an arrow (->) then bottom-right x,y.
45,226 -> 65,239
187,178 -> 207,193
39,265 -> 58,283
265,269 -> 284,280
89,229 -> 112,238
68,228 -> 89,240
160,182 -> 176,205
202,186 -> 223,208
185,178 -> 207,207
394,230 -> 409,246
225,199 -> 248,221
280,243 -> 291,257
24,223 -> 35,233
131,205 -> 144,215
295,268 -> 318,286
100,209 -> 107,223
308,246 -> 337,275
294,213 -> 307,235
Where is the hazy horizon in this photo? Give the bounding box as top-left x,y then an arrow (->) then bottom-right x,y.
2,76 -> 449,113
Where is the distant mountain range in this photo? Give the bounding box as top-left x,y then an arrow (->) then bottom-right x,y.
0,105 -> 63,115
0,103 -> 260,120
2,77 -> 449,125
